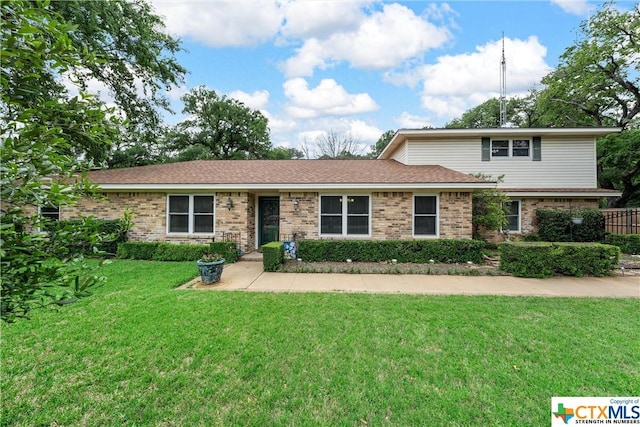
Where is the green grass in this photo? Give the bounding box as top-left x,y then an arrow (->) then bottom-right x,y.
2,260 -> 639,426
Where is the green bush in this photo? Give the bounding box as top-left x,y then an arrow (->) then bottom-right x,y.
536,209 -> 605,242
117,242 -> 160,260
605,234 -> 640,255
262,241 -> 284,272
47,218 -> 130,255
499,242 -> 620,278
153,243 -> 210,262
210,241 -> 239,263
296,239 -> 485,264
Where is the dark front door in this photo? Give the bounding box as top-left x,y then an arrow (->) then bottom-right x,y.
258,197 -> 279,247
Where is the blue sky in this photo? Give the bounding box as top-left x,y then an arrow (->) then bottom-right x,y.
146,0 -> 629,154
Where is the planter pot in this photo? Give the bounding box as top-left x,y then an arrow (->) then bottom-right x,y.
197,259 -> 225,284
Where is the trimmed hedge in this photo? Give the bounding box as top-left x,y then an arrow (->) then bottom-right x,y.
296,239 -> 486,264
210,241 -> 239,263
117,242 -> 160,260
262,241 -> 284,272
499,242 -> 620,278
117,242 -> 212,262
605,234 -> 640,255
536,209 -> 605,242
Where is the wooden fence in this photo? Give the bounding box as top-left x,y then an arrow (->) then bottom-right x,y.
602,208 -> 640,235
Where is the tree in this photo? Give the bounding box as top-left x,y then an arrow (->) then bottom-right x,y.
51,0 -> 186,166
1,1 -> 118,321
167,87 -> 272,160
444,97 -> 540,128
598,130 -> 640,207
471,175 -> 511,240
538,2 -> 639,128
266,147 -> 306,160
371,130 -> 395,158
304,129 -> 367,159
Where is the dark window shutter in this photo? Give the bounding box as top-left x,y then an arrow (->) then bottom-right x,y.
532,136 -> 541,161
481,137 -> 491,161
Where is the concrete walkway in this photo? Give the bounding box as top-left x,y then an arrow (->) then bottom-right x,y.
179,261 -> 640,298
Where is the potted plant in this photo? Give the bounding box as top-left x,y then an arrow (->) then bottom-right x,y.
196,253 -> 225,284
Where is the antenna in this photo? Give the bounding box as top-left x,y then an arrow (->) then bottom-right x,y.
499,33 -> 507,127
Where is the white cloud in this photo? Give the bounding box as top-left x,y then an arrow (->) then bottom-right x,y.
394,112 -> 434,129
283,78 -> 379,118
227,89 -> 270,110
279,0 -> 370,40
150,0 -> 283,47
550,0 -> 595,15
407,37 -> 550,120
282,3 -> 451,77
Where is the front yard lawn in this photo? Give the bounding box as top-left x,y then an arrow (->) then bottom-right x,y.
2,260 -> 638,425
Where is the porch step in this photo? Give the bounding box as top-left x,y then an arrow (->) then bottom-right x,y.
239,251 -> 263,262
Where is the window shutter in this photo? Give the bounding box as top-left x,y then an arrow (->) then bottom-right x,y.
532,136 -> 541,161
481,137 -> 491,161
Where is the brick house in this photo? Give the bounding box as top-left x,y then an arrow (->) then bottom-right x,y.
57,127 -> 619,252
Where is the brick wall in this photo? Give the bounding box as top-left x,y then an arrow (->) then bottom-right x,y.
279,192 -> 319,240
371,192 -> 413,239
439,192 -> 474,239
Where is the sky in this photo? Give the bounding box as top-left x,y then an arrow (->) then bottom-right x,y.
145,0 -> 626,154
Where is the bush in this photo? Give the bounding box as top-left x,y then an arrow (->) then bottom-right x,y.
210,241 -> 239,263
47,217 -> 130,255
117,242 -> 160,260
605,234 -> 640,255
153,243 -> 210,262
296,239 -> 485,264
262,241 -> 284,272
536,209 -> 605,242
499,242 -> 620,278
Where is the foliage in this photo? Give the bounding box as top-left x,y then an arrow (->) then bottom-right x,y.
499,242 -> 620,278
4,260 -> 638,425
265,147 -> 305,160
370,130 -> 395,157
48,214 -> 132,255
152,243 -> 211,262
535,209 -> 605,242
0,0 -> 119,322
605,234 -> 640,255
297,239 -> 486,264
470,174 -> 510,239
262,241 -> 284,272
210,241 -> 239,263
167,86 -> 272,160
50,0 -> 185,166
597,129 -> 640,207
539,3 -> 639,129
116,242 -> 160,260
198,253 -> 225,263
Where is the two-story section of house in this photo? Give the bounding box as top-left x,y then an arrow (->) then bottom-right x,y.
378,128 -> 622,237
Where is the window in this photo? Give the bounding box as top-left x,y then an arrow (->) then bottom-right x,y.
491,140 -> 509,157
414,195 -> 438,237
320,195 -> 369,236
505,200 -> 520,233
168,195 -> 214,234
512,139 -> 530,157
40,206 -> 60,222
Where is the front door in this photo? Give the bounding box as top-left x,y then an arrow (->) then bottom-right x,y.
258,197 -> 279,247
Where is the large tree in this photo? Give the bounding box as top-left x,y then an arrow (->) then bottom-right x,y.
597,129 -> 640,207
167,87 -> 272,160
371,130 -> 395,158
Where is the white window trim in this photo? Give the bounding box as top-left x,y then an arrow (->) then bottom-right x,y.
39,205 -> 60,221
491,139 -> 531,158
412,194 -> 439,238
504,200 -> 522,234
318,194 -> 371,238
166,194 -> 216,235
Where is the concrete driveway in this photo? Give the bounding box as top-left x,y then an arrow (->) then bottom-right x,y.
179,261 -> 640,298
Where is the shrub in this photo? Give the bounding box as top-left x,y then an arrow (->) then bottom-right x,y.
499,242 -> 620,278
296,239 -> 485,264
262,241 -> 284,272
605,234 -> 640,255
117,242 -> 160,260
536,209 -> 605,242
210,241 -> 239,263
46,217 -> 130,256
153,243 -> 210,262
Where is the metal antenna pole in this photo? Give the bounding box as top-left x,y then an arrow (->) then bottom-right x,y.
500,33 -> 507,127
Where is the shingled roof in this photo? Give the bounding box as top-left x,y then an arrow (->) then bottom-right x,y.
86,159 -> 491,190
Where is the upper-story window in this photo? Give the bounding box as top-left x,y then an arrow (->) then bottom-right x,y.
491,139 -> 529,157
483,136 -> 540,161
